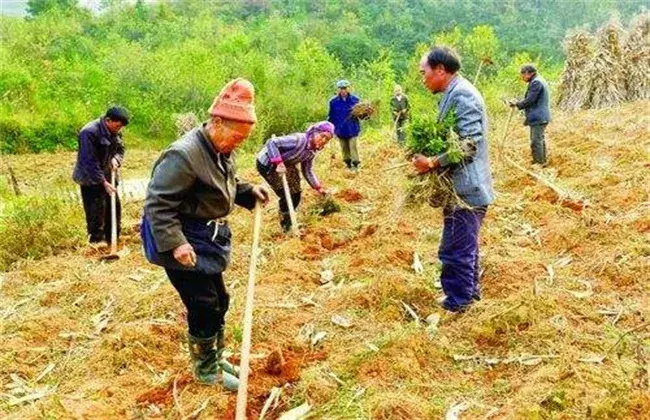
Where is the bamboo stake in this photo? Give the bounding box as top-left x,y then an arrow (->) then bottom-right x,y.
392,110 -> 404,142
473,56 -> 493,86
0,148 -> 21,196
100,169 -> 120,261
235,201 -> 263,420
503,155 -> 568,197
109,169 -> 118,254
385,162 -> 410,171
498,105 -> 585,209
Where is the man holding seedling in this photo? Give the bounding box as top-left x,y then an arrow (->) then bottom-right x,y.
72,106 -> 129,246
328,79 -> 362,172
141,78 -> 269,391
510,64 -> 551,165
412,46 -> 495,313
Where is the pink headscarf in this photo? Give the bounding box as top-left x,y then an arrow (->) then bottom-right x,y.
305,121 -> 335,142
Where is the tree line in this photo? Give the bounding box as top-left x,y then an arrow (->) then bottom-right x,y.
0,0 -> 644,153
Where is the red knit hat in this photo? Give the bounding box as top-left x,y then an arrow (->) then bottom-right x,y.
209,78 -> 257,123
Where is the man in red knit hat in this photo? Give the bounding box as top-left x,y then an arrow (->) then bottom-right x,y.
142,78 -> 269,391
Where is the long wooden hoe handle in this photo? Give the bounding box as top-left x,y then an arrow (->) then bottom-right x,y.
280,172 -> 299,236
392,110 -> 403,141
235,201 -> 263,420
110,169 -> 118,255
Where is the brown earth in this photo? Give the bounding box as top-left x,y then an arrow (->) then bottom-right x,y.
1,103 -> 648,418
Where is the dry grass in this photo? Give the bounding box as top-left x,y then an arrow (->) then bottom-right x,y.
1,102 -> 649,419
2,149 -> 159,195
351,100 -> 380,121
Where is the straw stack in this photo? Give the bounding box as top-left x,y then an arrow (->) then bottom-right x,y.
624,11 -> 650,101
585,15 -> 628,109
557,30 -> 595,111
557,12 -> 650,110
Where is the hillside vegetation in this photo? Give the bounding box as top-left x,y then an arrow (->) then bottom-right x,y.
1,0 -> 646,152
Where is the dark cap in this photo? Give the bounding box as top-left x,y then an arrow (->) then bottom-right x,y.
520,64 -> 537,74
105,106 -> 130,125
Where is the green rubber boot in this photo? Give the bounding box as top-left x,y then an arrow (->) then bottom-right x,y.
188,334 -> 239,391
216,329 -> 240,377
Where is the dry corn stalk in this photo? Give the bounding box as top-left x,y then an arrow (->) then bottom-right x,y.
586,14 -> 628,109
558,11 -> 650,110
624,11 -> 650,101
557,30 -> 595,111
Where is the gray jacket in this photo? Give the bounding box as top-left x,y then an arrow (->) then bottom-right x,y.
144,126 -> 255,253
436,76 -> 495,208
517,74 -> 551,126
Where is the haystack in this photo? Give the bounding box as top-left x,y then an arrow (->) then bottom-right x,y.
557,30 -> 595,111
624,11 -> 650,101
557,12 -> 650,110
585,15 -> 628,109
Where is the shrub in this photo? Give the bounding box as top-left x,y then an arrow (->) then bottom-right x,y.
0,195 -> 85,270
0,116 -> 81,153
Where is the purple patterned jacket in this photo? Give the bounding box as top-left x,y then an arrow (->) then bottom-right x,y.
256,133 -> 321,190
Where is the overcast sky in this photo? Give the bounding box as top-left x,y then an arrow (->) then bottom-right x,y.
0,0 -> 120,16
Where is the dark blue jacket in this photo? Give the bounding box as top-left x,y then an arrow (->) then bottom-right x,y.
328,94 -> 360,139
517,75 -> 551,126
72,119 -> 124,185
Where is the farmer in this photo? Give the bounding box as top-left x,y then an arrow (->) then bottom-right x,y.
390,84 -> 410,144
509,64 -> 551,165
141,78 -> 269,391
328,79 -> 361,172
256,121 -> 335,232
412,46 -> 495,313
72,106 -> 129,245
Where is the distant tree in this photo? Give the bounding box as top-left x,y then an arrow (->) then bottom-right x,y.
326,32 -> 380,67
435,25 -> 500,81
27,0 -> 79,16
